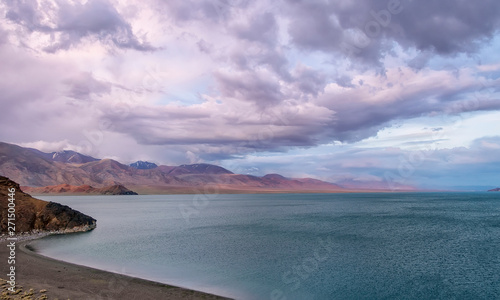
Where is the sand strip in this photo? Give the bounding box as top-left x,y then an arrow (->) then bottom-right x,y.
0,239 -> 231,300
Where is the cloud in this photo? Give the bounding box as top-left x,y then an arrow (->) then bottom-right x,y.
394,0 -> 500,54
231,11 -> 278,46
0,34 -> 114,147
0,25 -> 8,45
291,65 -> 327,98
215,69 -> 284,107
155,0 -> 252,24
316,66 -> 500,142
283,0 -> 500,66
3,0 -> 154,52
18,139 -> 86,153
100,98 -> 335,154
222,135 -> 500,189
64,72 -> 112,100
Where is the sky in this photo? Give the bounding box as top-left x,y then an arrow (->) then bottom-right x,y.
0,0 -> 499,190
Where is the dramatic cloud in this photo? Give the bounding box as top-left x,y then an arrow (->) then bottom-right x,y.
284,0 -> 500,65
3,0 -> 154,52
317,67 -> 500,142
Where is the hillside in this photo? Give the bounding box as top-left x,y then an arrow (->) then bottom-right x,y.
0,176 -> 96,234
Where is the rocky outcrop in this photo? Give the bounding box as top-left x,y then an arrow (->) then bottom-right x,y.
23,184 -> 138,195
0,176 -> 96,234
488,188 -> 500,192
97,184 -> 138,195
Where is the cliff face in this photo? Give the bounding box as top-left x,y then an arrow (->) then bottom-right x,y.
0,176 -> 96,234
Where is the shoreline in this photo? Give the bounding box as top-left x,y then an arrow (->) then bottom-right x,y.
0,236 -> 232,300
27,188 -> 423,197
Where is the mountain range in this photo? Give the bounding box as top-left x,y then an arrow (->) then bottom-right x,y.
0,142 -> 410,194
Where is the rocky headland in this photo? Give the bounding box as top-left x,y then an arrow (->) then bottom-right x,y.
22,184 -> 138,195
0,176 -> 96,235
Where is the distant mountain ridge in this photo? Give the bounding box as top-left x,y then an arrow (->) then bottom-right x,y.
28,148 -> 99,164
129,161 -> 158,170
0,141 -> 403,193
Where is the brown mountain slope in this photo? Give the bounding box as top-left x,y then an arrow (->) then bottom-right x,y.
0,142 -> 95,187
0,176 -> 96,234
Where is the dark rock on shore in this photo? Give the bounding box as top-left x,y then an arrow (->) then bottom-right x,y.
0,176 -> 96,234
98,184 -> 138,195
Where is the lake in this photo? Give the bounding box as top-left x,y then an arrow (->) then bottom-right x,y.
32,193 -> 500,299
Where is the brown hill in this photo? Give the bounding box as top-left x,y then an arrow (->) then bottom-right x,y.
22,184 -> 138,195
0,176 -> 96,234
0,142 -> 349,193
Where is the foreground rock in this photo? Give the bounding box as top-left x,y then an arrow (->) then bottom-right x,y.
23,184 -> 138,195
0,176 -> 96,234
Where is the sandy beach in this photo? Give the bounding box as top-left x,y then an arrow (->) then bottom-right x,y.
0,239 -> 231,300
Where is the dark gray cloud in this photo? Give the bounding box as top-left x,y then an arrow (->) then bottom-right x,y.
157,0 -> 251,24
64,72 -> 111,100
395,0 -> 500,54
97,95 -> 335,159
215,70 -> 284,107
231,12 -> 277,46
4,0 -> 154,52
312,67 -> 500,142
0,24 -> 8,45
284,0 -> 500,66
291,65 -> 327,97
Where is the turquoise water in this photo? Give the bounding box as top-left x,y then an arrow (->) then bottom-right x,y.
32,193 -> 500,299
